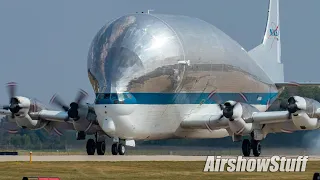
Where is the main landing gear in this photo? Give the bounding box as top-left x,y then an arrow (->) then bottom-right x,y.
86,133 -> 106,155
242,139 -> 261,157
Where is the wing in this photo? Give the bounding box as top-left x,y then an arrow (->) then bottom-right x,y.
181,96 -> 320,136
181,109 -> 290,129
29,110 -> 69,122
0,108 -> 69,122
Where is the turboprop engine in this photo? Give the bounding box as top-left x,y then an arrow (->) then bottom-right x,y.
284,96 -> 320,130
220,101 -> 260,135
49,89 -> 97,134
1,82 -> 47,130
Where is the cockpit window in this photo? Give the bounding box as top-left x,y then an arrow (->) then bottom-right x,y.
110,94 -> 118,100
117,93 -> 125,101
125,93 -> 132,99
95,92 -> 136,104
104,93 -> 110,99
97,94 -> 104,100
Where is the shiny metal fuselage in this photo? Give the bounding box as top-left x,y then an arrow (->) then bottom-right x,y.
88,13 -> 279,140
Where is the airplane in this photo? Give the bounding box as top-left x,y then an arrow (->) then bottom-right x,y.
1,0 -> 320,157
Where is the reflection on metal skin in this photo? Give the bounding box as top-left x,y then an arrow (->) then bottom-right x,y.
87,13 -> 277,95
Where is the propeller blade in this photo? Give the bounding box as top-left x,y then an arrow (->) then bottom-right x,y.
279,100 -> 288,110
236,92 -> 248,103
49,94 -> 69,111
6,82 -> 17,100
74,89 -> 88,104
218,103 -> 224,111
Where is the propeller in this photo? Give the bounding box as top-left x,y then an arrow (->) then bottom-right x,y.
217,93 -> 247,120
1,82 -> 22,118
50,89 -> 88,121
222,101 -> 238,120
287,97 -> 299,114
279,100 -> 288,110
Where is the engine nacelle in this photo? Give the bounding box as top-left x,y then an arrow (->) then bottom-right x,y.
288,96 -> 320,130
224,101 -> 259,135
292,111 -> 319,130
9,97 -> 47,130
13,96 -> 31,116
228,118 -> 253,135
14,114 -> 47,130
71,104 -> 97,134
289,96 -> 320,116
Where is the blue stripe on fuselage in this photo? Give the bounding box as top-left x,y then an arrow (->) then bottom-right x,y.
95,92 -> 279,105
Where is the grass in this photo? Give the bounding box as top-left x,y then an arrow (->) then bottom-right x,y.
0,161 -> 319,180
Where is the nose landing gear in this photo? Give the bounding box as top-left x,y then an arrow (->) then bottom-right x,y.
111,142 -> 126,155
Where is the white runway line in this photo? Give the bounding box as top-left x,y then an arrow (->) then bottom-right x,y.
0,155 -> 319,162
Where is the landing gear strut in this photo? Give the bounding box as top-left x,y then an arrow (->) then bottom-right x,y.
241,139 -> 261,157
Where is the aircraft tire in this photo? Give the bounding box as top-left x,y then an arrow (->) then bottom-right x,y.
313,172 -> 320,180
97,140 -> 106,155
242,139 -> 251,157
111,143 -> 118,155
251,140 -> 261,157
118,143 -> 126,155
86,139 -> 96,155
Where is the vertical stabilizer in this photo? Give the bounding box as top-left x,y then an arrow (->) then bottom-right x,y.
249,0 -> 283,83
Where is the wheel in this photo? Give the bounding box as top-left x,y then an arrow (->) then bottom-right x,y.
242,139 -> 251,157
313,172 -> 320,180
251,139 -> 261,157
118,143 -> 126,155
86,139 -> 96,155
111,143 -> 118,155
97,141 -> 106,155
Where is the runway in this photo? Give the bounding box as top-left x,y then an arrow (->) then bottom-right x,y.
0,155 -> 320,162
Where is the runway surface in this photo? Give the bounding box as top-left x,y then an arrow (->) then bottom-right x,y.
0,155 -> 320,162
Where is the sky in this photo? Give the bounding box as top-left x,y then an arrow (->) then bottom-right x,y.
0,0 -> 319,107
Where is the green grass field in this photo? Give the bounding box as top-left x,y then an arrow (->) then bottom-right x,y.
0,161 -> 319,180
